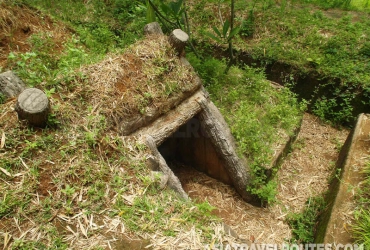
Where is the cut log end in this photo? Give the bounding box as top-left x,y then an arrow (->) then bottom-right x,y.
15,88 -> 50,127
169,29 -> 189,56
144,22 -> 163,36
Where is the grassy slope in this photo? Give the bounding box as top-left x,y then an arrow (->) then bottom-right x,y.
1,0 -> 304,248
188,0 -> 370,124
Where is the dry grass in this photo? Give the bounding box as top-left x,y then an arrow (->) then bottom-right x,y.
176,166 -> 291,244
144,223 -> 242,250
0,2 -> 18,48
172,113 -> 349,244
80,35 -> 200,132
275,113 -> 349,214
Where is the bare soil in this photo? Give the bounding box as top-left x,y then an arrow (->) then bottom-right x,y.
175,113 -> 349,243
0,4 -> 71,69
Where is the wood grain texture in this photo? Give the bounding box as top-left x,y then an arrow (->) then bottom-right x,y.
15,88 -> 49,127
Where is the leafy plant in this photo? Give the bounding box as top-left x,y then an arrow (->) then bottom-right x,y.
61,184 -> 76,198
146,0 -> 156,23
352,161 -> 370,246
196,201 -> 216,217
205,0 -> 240,73
313,95 -> 354,125
239,8 -> 255,38
359,42 -> 370,57
148,0 -> 199,57
287,196 -> 326,243
205,20 -> 240,45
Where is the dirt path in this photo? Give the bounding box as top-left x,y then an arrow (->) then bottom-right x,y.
175,113 -> 349,243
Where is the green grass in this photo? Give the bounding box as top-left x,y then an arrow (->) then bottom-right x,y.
188,54 -> 305,204
351,0 -> 370,9
185,0 -> 370,125
352,161 -> 370,247
286,196 -> 326,243
14,0 -> 147,53
0,100 -> 220,248
297,0 -> 370,10
0,0 -> 346,247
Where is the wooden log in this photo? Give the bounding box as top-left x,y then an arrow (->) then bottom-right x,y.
145,135 -> 188,200
15,88 -> 50,127
196,97 -> 259,204
131,90 -> 204,145
0,71 -> 26,98
143,22 -> 163,36
168,29 -> 189,56
118,76 -> 201,136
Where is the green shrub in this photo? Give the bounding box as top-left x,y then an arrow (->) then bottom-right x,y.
359,42 -> 370,57
287,196 -> 326,243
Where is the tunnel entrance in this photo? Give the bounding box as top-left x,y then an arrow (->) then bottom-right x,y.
158,115 -> 232,185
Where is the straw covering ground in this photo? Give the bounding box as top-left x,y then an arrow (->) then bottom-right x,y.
80,35 -> 200,134
0,14 -> 225,248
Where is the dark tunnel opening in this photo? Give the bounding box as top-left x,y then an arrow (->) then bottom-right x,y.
158,114 -> 232,185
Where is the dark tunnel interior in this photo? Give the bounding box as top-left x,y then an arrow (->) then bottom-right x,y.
158,115 -> 232,185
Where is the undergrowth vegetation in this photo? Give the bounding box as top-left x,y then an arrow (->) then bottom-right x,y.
0,23 -> 218,250
352,161 -> 370,247
286,196 -> 326,243
16,0 -> 147,53
187,0 -> 370,125
7,0 -> 369,125
7,34 -> 91,88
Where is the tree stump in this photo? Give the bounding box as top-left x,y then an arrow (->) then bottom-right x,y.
15,88 -> 50,127
168,29 -> 189,56
143,22 -> 163,36
0,71 -> 26,99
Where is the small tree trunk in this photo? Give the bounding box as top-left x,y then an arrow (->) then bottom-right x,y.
168,29 -> 189,57
15,88 -> 50,127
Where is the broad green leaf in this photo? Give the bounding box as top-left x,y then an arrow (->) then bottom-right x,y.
146,0 -> 156,23
205,32 -> 223,44
172,0 -> 183,15
228,26 -> 241,41
160,3 -> 172,16
222,20 -> 230,38
212,26 -> 222,38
